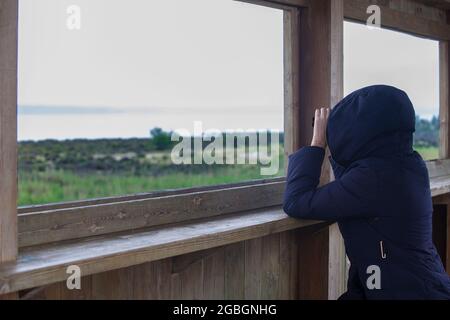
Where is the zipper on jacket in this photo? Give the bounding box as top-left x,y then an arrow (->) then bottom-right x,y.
380,241 -> 387,259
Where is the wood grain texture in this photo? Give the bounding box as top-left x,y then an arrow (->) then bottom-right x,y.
0,0 -> 18,263
414,0 -> 450,10
18,181 -> 285,247
344,0 -> 450,40
0,207 -> 324,294
297,224 -> 330,299
23,231 -> 304,300
284,8 -> 301,163
297,0 -> 346,300
18,177 -> 284,214
224,242 -> 245,299
441,41 -> 450,159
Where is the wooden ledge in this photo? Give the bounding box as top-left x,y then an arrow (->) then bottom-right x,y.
0,207 -> 325,294
431,174 -> 450,197
0,169 -> 448,294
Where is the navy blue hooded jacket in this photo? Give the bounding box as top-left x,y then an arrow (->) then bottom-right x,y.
283,85 -> 450,299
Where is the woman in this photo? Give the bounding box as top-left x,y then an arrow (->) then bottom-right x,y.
283,85 -> 450,299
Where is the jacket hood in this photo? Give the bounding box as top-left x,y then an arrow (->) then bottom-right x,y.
327,85 -> 416,168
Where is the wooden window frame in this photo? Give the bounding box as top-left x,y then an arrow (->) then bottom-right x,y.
344,0 -> 450,160
0,2 -> 449,292
0,0 -> 309,255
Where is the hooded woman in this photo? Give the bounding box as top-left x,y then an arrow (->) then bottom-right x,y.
283,85 -> 450,299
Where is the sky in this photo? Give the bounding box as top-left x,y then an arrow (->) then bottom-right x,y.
18,0 -> 439,141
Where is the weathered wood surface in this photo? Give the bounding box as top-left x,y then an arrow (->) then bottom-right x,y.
0,207 -> 325,294
414,0 -> 450,10
296,0 -> 347,299
427,160 -> 450,197
283,8 -> 301,160
18,181 -> 285,248
344,0 -> 450,40
18,177 -> 284,214
0,0 -> 18,263
441,40 -> 450,159
24,229 -> 304,300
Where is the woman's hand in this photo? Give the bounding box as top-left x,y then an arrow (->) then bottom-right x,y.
311,107 -> 330,149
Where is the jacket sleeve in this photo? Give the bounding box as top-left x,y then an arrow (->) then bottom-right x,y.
283,146 -> 378,221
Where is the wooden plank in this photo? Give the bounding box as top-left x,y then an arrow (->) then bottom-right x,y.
414,0 -> 450,10
18,177 -> 284,214
0,0 -> 18,263
426,159 -> 450,178
278,230 -> 299,299
297,0 -> 346,300
0,292 -> 18,300
224,242 -> 245,299
18,181 -> 285,247
390,0 -> 449,23
344,0 -> 450,40
283,8 -> 301,160
91,268 -> 133,300
297,225 -> 330,299
244,237 -> 263,298
328,0 -> 347,300
60,275 -> 92,300
202,248 -> 225,299
132,261 -> 159,299
441,41 -> 450,158
260,233 -> 281,299
0,207 -> 324,294
177,258 -> 204,299
430,174 -> 450,196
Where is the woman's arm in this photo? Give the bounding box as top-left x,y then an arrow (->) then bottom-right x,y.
283,108 -> 378,221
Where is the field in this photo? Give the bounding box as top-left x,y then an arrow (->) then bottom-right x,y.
18,134 -> 285,206
414,146 -> 439,161
18,133 -> 437,207
18,164 -> 274,206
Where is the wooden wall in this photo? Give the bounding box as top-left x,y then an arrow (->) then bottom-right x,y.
24,227 -> 327,300
0,0 -> 18,263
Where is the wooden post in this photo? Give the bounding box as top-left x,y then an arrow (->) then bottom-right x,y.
438,10 -> 450,273
0,0 -> 18,299
439,41 -> 449,159
0,0 -> 18,262
295,0 -> 346,300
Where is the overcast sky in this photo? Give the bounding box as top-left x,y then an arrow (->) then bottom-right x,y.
18,0 -> 439,140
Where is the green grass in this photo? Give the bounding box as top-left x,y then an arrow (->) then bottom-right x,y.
18,164 -> 283,206
18,145 -> 438,207
414,146 -> 439,161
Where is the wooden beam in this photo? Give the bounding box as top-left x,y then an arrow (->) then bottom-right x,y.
440,41 -> 450,158
284,8 -> 301,158
0,0 -> 18,263
18,181 -> 285,248
414,0 -> 450,10
329,0 -> 347,300
236,0 -> 310,9
0,208 -> 325,295
18,177 -> 284,213
440,10 -> 450,158
344,0 -> 450,40
296,0 -> 346,300
439,41 -> 450,159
